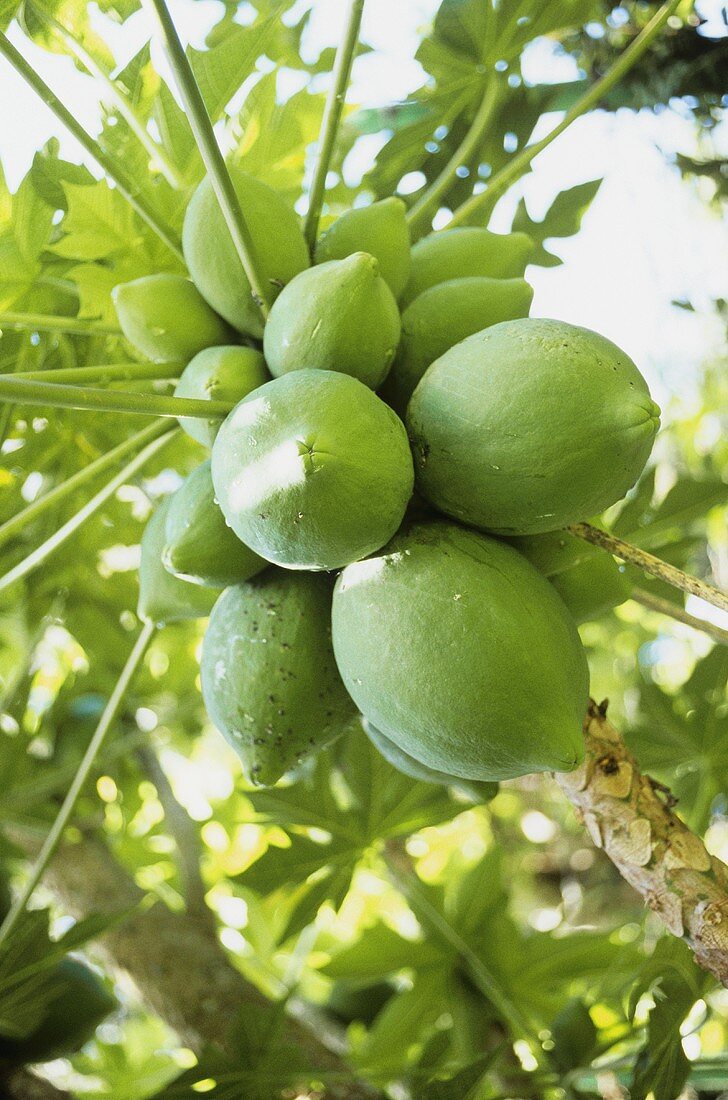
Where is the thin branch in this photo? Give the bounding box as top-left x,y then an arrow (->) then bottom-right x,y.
0,621 -> 156,949
569,522 -> 728,614
0,419 -> 168,550
0,310 -> 120,338
407,77 -> 500,240
0,376 -> 232,419
447,0 -> 680,228
142,0 -> 271,316
303,0 -> 365,252
631,586 -> 728,647
11,362 -> 174,384
557,701 -> 728,987
0,425 -> 177,593
0,31 -> 183,262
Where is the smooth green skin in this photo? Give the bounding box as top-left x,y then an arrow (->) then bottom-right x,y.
163,460 -> 266,589
400,227 -> 533,308
0,960 -> 115,1065
137,499 -> 219,625
314,197 -> 411,299
332,521 -> 589,782
182,167 -> 309,338
263,253 -> 401,390
211,370 -> 415,571
408,319 -> 661,535
381,275 -> 533,414
111,274 -> 232,364
175,345 -> 269,447
506,531 -> 631,624
363,719 -> 497,802
201,572 -> 356,786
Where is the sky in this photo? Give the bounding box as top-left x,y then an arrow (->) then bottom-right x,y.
0,0 -> 726,412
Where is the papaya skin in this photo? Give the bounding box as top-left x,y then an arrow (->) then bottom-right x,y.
211,370 -> 414,571
263,253 -> 401,390
201,572 -> 357,786
163,460 -> 265,589
407,318 -> 661,535
182,167 -> 309,338
175,345 -> 269,447
400,227 -> 533,308
331,521 -> 589,783
111,274 -> 232,364
314,197 -> 411,299
380,275 -> 533,414
137,499 -> 219,625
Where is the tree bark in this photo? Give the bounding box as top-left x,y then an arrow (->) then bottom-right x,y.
556,700 -> 728,985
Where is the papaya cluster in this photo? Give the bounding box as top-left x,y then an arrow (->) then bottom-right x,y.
114,169 -> 659,790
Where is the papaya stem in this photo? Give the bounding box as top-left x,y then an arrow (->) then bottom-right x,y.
0,425 -> 177,593
0,419 -> 168,551
0,310 -> 121,337
142,0 -> 271,317
11,362 -> 178,384
0,31 -> 184,262
630,586 -> 728,646
446,0 -> 681,228
0,375 -> 232,419
406,77 -> 500,240
303,0 -> 365,254
569,522 -> 728,614
0,620 -> 156,950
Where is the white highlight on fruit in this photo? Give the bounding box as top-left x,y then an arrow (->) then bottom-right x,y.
226,440 -> 308,513
337,555 -> 387,591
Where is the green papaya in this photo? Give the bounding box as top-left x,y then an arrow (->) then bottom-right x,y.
175,345 -> 269,447
380,275 -> 533,414
182,167 -> 309,338
408,319 -> 660,535
200,572 -> 356,786
211,370 -> 414,571
363,720 -> 497,802
400,227 -> 533,308
0,959 -> 115,1065
111,274 -> 232,364
332,521 -> 589,782
263,253 -> 401,390
505,532 -> 631,623
163,460 -> 265,589
314,197 -> 411,299
137,499 -> 219,625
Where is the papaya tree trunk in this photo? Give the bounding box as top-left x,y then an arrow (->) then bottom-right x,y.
557,700 -> 728,986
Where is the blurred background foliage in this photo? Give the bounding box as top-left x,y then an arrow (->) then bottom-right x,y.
0,0 -> 726,1097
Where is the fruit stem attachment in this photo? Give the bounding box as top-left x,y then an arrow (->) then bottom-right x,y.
446,0 -> 681,228
0,424 -> 177,593
0,620 -> 156,950
303,0 -> 365,254
142,0 -> 271,318
631,586 -> 728,647
569,522 -> 728,614
0,31 -> 184,262
0,375 -> 232,419
0,311 -> 121,338
406,78 -> 500,240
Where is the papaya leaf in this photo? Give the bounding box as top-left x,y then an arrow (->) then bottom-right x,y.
322,923 -> 448,981
512,178 -> 602,267
420,1050 -> 500,1099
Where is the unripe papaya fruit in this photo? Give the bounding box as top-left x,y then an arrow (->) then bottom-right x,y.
111,274 -> 232,364
175,345 -> 269,447
400,227 -> 533,308
163,460 -> 265,588
363,719 -> 498,802
201,572 -> 356,786
408,319 -> 660,535
211,370 -> 414,571
137,499 -> 219,625
182,167 -> 309,338
263,253 -> 401,390
506,531 -> 630,623
0,959 -> 115,1065
314,197 -> 411,299
332,521 -> 589,782
381,275 -> 533,414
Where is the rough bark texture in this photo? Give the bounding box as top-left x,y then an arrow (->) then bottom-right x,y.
556,700 -> 728,985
